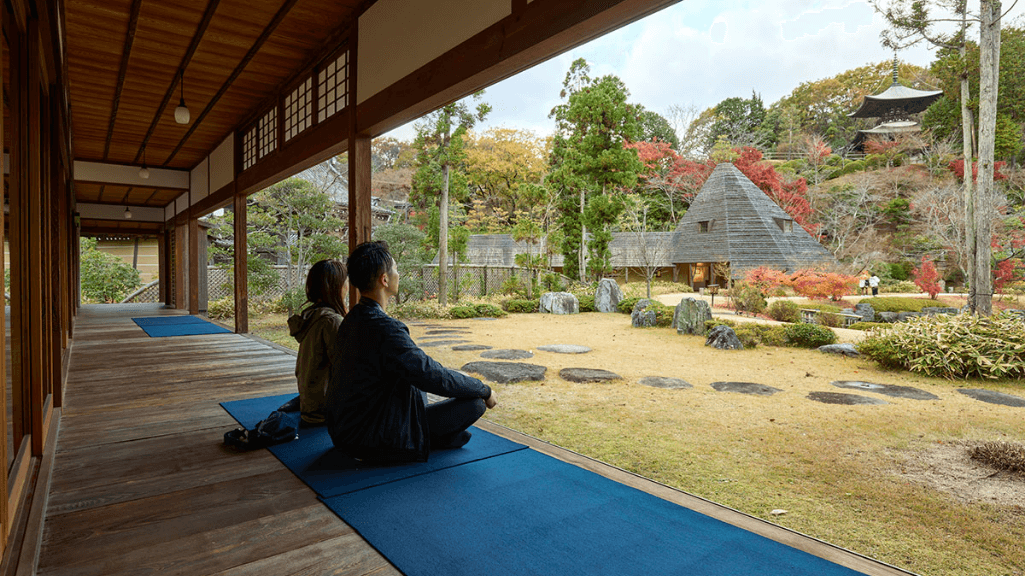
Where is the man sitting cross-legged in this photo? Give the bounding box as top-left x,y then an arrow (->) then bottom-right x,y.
327,240 -> 497,463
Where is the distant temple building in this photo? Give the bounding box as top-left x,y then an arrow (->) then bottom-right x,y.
848,57 -> 943,152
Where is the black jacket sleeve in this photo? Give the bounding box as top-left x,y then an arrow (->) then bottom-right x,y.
383,317 -> 491,400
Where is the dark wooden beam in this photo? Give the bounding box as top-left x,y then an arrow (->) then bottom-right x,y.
0,4 -> 8,543
103,0 -> 143,160
6,0 -> 26,34
232,191 -> 248,333
162,0 -> 301,167
133,0 -> 222,162
119,187 -> 134,204
188,214 -> 199,314
142,188 -> 161,205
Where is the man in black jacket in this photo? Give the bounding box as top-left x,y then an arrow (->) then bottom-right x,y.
327,241 -> 497,463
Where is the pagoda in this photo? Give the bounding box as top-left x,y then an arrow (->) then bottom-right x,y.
848,57 -> 943,151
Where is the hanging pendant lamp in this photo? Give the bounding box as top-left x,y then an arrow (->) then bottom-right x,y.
139,145 -> 150,179
125,206 -> 133,219
175,71 -> 191,125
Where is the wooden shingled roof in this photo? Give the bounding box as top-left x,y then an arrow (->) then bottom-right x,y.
671,163 -> 835,273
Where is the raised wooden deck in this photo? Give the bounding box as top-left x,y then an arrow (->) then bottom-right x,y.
33,304 -> 914,576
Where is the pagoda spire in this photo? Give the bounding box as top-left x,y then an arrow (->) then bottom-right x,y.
892,53 -> 899,84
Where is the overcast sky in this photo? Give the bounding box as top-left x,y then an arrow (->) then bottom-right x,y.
383,0 -> 1025,143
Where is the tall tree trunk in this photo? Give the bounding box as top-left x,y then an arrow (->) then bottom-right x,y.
439,161 -> 450,307
975,0 -> 1002,316
961,4 -> 978,310
578,188 -> 586,281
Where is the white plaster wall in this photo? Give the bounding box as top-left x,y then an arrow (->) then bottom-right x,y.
78,202 -> 165,222
209,135 -> 235,192
191,158 -> 210,203
165,204 -> 175,221
358,0 -> 509,104
175,193 -> 188,215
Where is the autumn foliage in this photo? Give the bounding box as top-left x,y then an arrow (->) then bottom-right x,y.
946,159 -> 1008,182
744,267 -> 857,302
912,257 -> 942,299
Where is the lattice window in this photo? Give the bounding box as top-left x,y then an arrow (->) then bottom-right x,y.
284,76 -> 313,141
242,126 -> 258,170
317,50 -> 348,122
258,108 -> 278,159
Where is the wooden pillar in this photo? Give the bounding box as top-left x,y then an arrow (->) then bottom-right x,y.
188,214 -> 200,314
157,230 -> 166,302
233,192 -> 248,333
174,221 -> 185,309
0,6 -> 8,546
27,18 -> 49,456
347,134 -> 372,250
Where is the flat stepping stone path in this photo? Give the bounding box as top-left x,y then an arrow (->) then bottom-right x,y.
957,388 -> 1025,407
537,344 -> 591,354
419,339 -> 469,348
710,382 -> 782,396
559,368 -> 622,383
638,377 -> 692,390
451,345 -> 492,351
831,381 -> 939,401
426,329 -> 471,335
461,361 -> 547,384
480,349 -> 534,360
808,391 -> 888,406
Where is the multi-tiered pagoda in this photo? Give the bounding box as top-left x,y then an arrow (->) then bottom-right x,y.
848,57 -> 943,151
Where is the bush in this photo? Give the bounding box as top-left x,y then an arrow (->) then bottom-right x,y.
732,327 -> 760,348
840,160 -> 867,175
858,297 -> 936,313
882,280 -> 920,294
80,238 -> 142,303
540,273 -> 566,293
757,325 -> 789,347
847,321 -> 891,331
819,311 -> 844,328
728,282 -> 767,315
208,296 -> 234,320
278,288 -> 307,315
766,300 -> 800,323
504,299 -> 539,313
703,319 -> 787,347
576,294 -> 596,312
501,276 -> 527,297
649,301 -> 674,328
783,323 -> 837,348
450,303 -> 506,319
618,297 -> 644,314
858,312 -> 1025,379
390,301 -> 451,320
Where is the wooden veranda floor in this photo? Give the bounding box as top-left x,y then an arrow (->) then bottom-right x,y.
33,304 -> 913,576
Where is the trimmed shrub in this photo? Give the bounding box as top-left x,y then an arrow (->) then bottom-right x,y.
840,160 -> 867,175
649,301 -> 674,328
618,297 -> 644,314
858,312 -> 1025,379
576,294 -> 596,312
783,323 -> 837,348
733,327 -> 760,349
757,325 -> 789,347
858,297 -> 936,313
504,299 -> 539,313
819,311 -> 844,328
847,321 -> 891,331
451,303 -> 506,319
390,301 -> 451,320
729,282 -> 767,315
766,300 -> 801,323
882,280 -> 920,293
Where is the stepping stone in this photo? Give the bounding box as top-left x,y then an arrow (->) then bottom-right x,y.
831,381 -> 939,401
537,344 -> 591,354
957,389 -> 1025,407
451,345 -> 492,351
710,382 -> 782,396
638,376 -> 692,390
419,340 -> 469,348
807,391 -> 888,405
819,344 -> 860,357
480,349 -> 534,360
471,317 -> 499,321
461,361 -> 547,384
559,368 -> 622,383
426,329 -> 471,335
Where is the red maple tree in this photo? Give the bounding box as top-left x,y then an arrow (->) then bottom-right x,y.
912,256 -> 942,299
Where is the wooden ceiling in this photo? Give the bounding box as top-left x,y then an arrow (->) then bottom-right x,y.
65,0 -> 361,179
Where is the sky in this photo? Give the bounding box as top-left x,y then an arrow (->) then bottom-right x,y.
383,0 -> 1025,143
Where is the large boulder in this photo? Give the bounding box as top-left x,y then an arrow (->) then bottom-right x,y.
630,299 -> 656,328
673,297 -> 712,335
853,302 -> 875,323
877,311 -> 899,323
539,292 -> 579,315
594,278 -> 623,313
705,325 -> 744,350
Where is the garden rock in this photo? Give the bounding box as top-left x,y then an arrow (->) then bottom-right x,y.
922,307 -> 960,316
897,312 -> 922,322
705,325 -> 744,350
559,367 -> 622,383
594,278 -> 623,313
807,392 -> 888,406
710,381 -> 781,396
540,292 -> 579,315
853,303 -> 875,323
418,339 -> 469,348
673,297 -> 712,336
831,381 -> 939,401
630,299 -> 657,328
461,361 -> 547,384
537,344 -> 591,354
818,343 -> 860,357
638,376 -> 692,390
877,311 -> 898,323
426,329 -> 471,336
480,349 -> 534,360
451,345 -> 492,351
957,389 -> 1025,408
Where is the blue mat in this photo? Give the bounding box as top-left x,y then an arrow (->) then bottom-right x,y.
132,315 -> 232,337
322,449 -> 871,576
220,394 -> 528,498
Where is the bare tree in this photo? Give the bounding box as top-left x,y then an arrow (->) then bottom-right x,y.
626,202 -> 674,298
815,175 -> 884,260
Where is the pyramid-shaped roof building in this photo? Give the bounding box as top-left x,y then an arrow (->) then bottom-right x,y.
672,163 -> 835,273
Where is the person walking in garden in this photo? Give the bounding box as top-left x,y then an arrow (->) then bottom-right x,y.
869,274 -> 880,297
286,259 -> 348,426
327,240 -> 497,463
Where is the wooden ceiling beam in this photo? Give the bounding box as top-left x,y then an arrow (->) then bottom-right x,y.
161,0 -> 301,167
119,187 -> 134,204
132,0 -> 222,163
103,0 -> 143,160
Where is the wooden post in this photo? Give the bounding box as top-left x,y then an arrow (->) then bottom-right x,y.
27,18 -> 49,455
174,221 -> 185,309
188,214 -> 200,314
233,192 -> 249,333
348,134 -> 371,250
0,6 -> 8,546
157,231 -> 166,303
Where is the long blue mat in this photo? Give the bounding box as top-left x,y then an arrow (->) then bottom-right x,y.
322,449 -> 871,576
132,315 -> 232,337
220,394 -> 528,498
